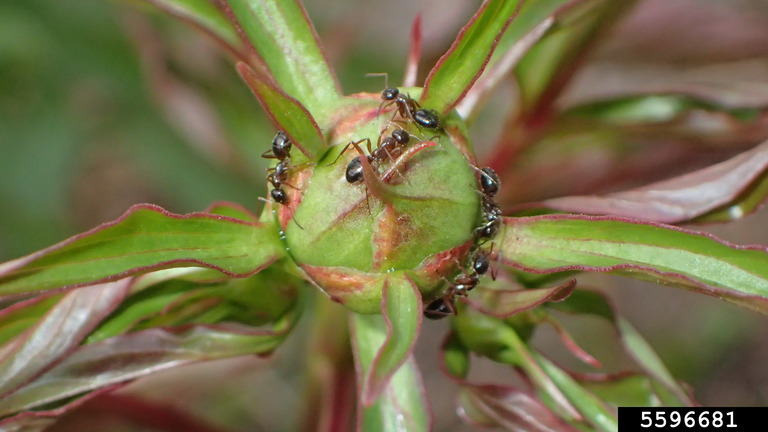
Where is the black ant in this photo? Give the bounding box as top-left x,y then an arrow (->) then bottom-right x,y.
369,73 -> 441,130
332,128 -> 413,184
473,167 -> 502,241
424,249 -> 490,320
262,131 -> 295,204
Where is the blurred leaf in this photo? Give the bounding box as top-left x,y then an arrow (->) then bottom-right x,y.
352,281 -> 430,432
466,278 -> 575,318
579,373 -> 660,407
458,0 -> 563,119
88,265 -> 300,343
454,308 -> 579,420
457,384 -> 580,431
551,289 -> 696,405
225,0 -> 340,121
0,295 -> 61,346
237,62 -> 326,163
534,354 -> 618,432
0,204 -> 284,298
402,14 -> 421,88
440,332 -> 470,380
141,0 -> 244,57
359,276 -> 422,405
499,215 -> 768,313
513,0 -> 634,115
0,281 -> 130,399
535,140 -> 768,223
0,306 -> 298,415
566,93 -> 762,125
421,0 -> 524,115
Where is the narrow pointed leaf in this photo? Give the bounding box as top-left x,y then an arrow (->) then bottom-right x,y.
351,280 -> 431,432
458,384 -> 580,432
225,0 -> 340,119
0,295 -> 61,346
237,62 -> 325,162
466,278 -> 575,318
533,354 -> 618,432
0,310 -> 298,416
513,0 -> 634,114
499,215 -> 768,313
458,0 -> 568,119
0,204 -> 283,298
550,289 -> 693,405
403,15 -> 422,88
360,276 -> 422,405
0,281 -> 130,399
88,266 -> 300,343
143,0 -> 243,57
537,140 -> 768,223
421,0 -> 524,114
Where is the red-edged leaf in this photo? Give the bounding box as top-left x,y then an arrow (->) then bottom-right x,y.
0,385 -> 124,432
421,0 -> 525,115
403,15 -> 422,88
535,139 -> 768,223
465,278 -> 575,318
225,0 -> 341,119
360,276 -> 422,406
498,215 -> 768,314
237,62 -> 325,163
457,11 -> 553,120
0,281 -> 130,399
0,311 -> 297,415
0,204 -> 283,299
351,275 -> 430,432
551,289 -> 699,405
458,384 -> 580,432
143,0 -> 246,60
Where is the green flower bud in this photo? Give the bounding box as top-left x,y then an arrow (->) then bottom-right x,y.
275,92 -> 482,314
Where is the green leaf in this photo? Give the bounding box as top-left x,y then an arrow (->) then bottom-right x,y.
566,93 -> 762,125
358,276 -> 422,405
352,278 -> 430,432
225,0 -> 340,121
457,0 -> 562,119
421,0 -> 524,114
537,140 -> 768,224
142,0 -> 243,57
499,215 -> 768,313
0,281 -> 130,401
88,265 -> 301,343
534,354 -> 618,432
0,310 -> 298,415
237,62 -> 326,163
514,0 -> 634,114
0,204 -> 284,298
457,384 -> 580,431
550,289 -> 693,405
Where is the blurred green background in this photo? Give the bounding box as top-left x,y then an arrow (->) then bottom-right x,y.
2,0 -> 768,430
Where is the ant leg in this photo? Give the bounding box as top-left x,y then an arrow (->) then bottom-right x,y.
261,148 -> 278,159
326,138 -> 371,166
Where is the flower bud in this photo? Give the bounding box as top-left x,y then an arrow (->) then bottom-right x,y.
275,92 -> 481,313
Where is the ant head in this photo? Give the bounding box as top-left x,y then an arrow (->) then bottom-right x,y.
272,131 -> 292,159
382,88 -> 399,101
392,129 -> 410,144
413,109 -> 440,129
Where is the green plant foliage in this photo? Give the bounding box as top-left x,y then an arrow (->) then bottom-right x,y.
1,0 -> 768,430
